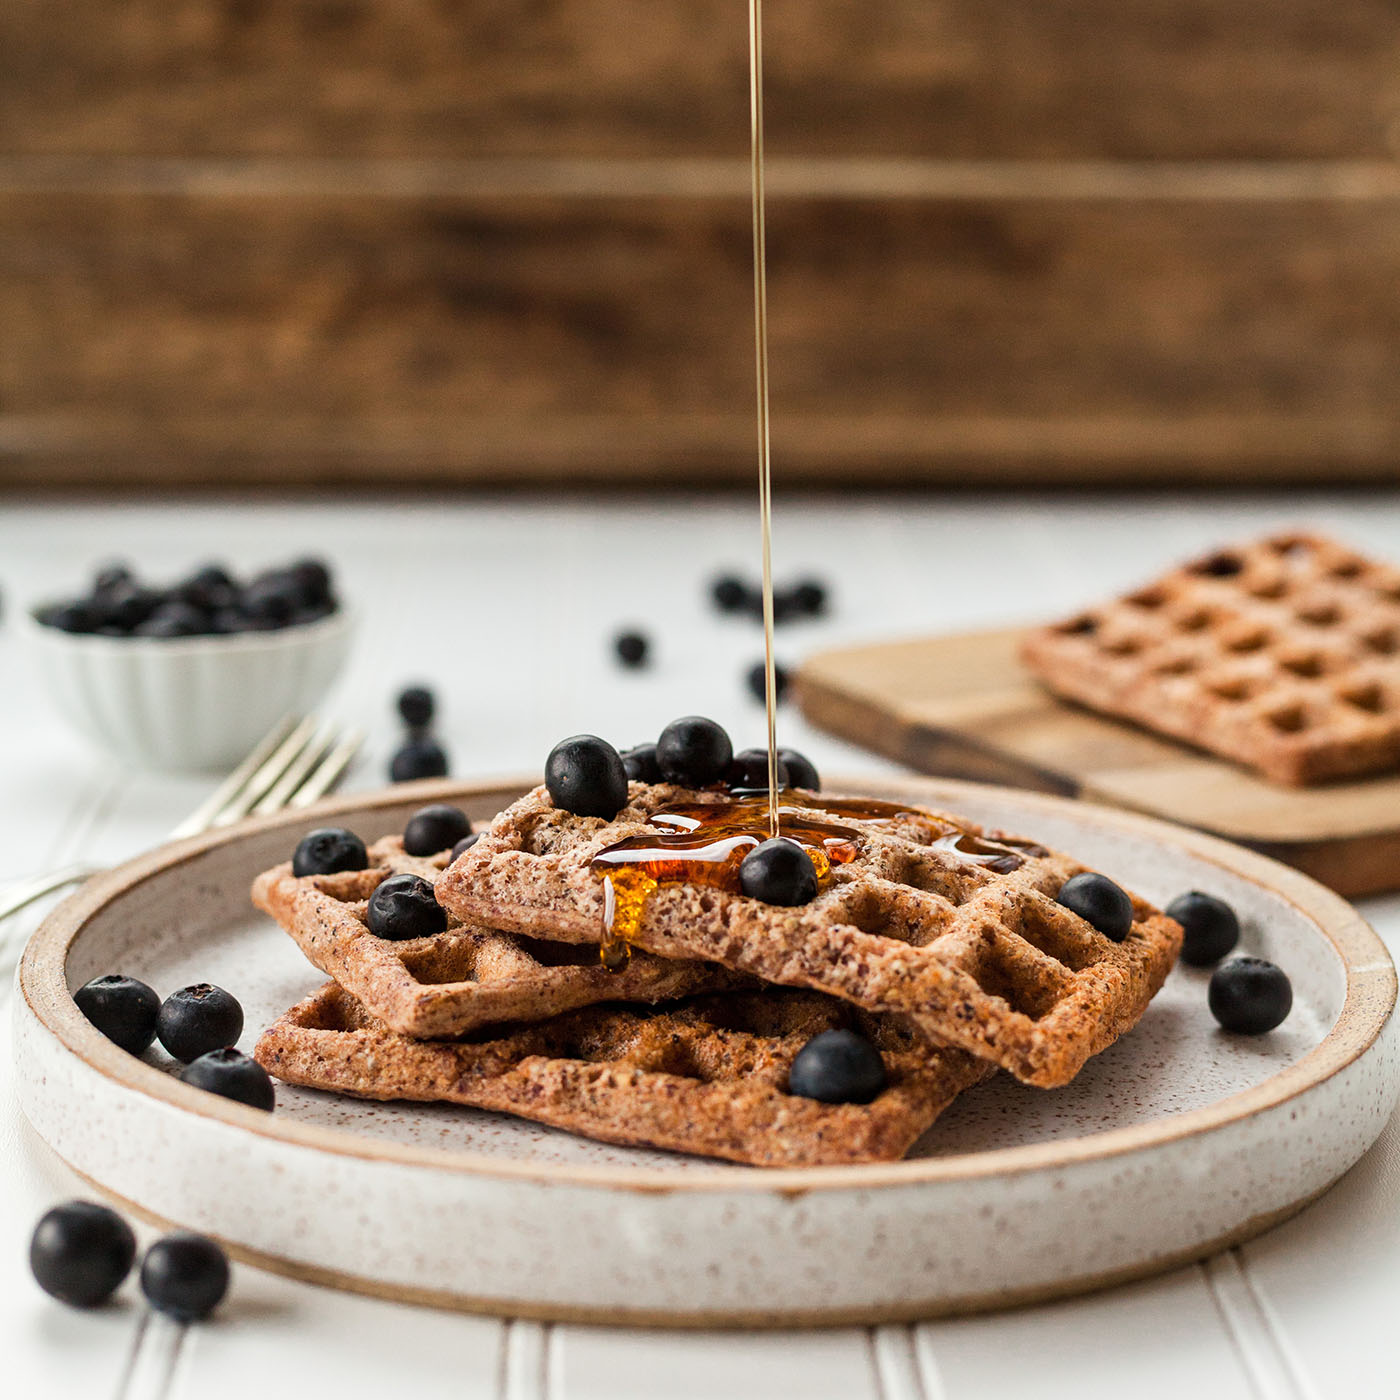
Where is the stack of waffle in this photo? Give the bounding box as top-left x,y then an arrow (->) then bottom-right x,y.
253,786 -> 1181,1167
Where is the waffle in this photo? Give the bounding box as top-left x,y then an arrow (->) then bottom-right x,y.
434,784 -> 1181,1088
254,980 -> 993,1167
1020,531 -> 1400,785
252,836 -> 747,1040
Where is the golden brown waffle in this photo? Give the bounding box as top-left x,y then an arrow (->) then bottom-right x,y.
254,980 -> 993,1167
1020,531 -> 1400,785
435,784 -> 1181,1088
252,836 -> 747,1040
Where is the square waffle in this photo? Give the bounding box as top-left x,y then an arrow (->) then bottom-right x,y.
1020,531 -> 1400,785
252,836 -> 747,1040
254,980 -> 993,1167
434,784 -> 1181,1088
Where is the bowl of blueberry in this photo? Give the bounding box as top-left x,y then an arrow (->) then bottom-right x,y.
22,557 -> 354,771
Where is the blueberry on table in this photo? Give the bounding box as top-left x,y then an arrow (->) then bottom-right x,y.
1056,873 -> 1134,942
739,838 -> 819,906
787,1030 -> 886,1104
396,685 -> 436,729
140,1233 -> 229,1322
389,737 -> 449,783
1167,891 -> 1241,967
1209,957 -> 1292,1034
180,1049 -> 276,1111
367,873 -> 448,940
403,803 -> 472,856
745,659 -> 790,705
791,578 -> 829,617
450,833 -> 481,862
777,748 -> 820,792
656,716 -> 733,787
614,629 -> 650,669
725,748 -> 790,793
292,827 -> 368,877
546,735 -> 629,818
30,1201 -> 136,1308
73,974 -> 161,1056
710,574 -> 752,614
621,742 -> 663,784
157,984 -> 244,1063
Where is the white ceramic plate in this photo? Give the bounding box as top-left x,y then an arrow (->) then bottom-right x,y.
14,776 -> 1398,1326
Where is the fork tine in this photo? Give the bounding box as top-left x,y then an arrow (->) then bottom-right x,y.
165,714 -> 301,840
206,715 -> 322,829
288,727 -> 364,807
250,721 -> 340,816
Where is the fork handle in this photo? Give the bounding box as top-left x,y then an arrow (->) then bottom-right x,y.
0,863 -> 102,924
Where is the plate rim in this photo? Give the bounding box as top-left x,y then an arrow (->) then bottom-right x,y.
19,773 -> 1397,1194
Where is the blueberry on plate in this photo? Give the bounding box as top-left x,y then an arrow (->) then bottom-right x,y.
157,984 -> 244,1063
710,574 -> 752,614
656,716 -> 733,787
1209,957 -> 1292,1034
1166,890 -> 1241,966
403,803 -> 472,856
367,873 -> 448,940
389,737 -> 449,782
179,1049 -> 275,1111
1056,873 -> 1134,942
739,838 -> 819,906
546,735 -> 629,818
726,748 -> 790,793
396,684 -> 436,729
450,833 -> 481,862
613,629 -> 650,668
73,974 -> 161,1056
140,1233 -> 229,1322
787,1030 -> 886,1104
30,1201 -> 136,1308
777,748 -> 820,791
621,742 -> 663,784
292,827 -> 368,877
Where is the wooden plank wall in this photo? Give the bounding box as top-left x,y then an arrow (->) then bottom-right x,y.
3,0 -> 1400,487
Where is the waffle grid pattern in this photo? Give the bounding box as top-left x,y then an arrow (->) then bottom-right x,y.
1020,531 -> 1400,784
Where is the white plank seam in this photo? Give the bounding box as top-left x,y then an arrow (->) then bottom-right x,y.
1202,1251 -> 1321,1400
501,1319 -> 551,1400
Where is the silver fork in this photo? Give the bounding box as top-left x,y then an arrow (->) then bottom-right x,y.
0,714 -> 364,927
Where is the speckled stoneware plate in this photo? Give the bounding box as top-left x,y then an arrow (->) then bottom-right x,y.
14,776 -> 1398,1326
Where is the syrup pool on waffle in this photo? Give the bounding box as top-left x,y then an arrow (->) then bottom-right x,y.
589,792 -> 1047,970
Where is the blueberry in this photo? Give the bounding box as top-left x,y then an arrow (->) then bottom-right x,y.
179,1048 -> 275,1111
545,735 -> 629,818
1209,957 -> 1292,1034
1167,891 -> 1241,967
288,557 -> 334,607
745,660 -> 790,705
1057,873 -> 1134,942
791,578 -> 828,616
396,685 -> 436,728
140,1233 -> 229,1322
157,984 -> 244,1063
209,607 -> 249,635
739,838 -> 819,906
710,574 -> 752,614
769,589 -> 803,626
778,748 -> 820,791
389,737 -> 449,782
93,563 -> 135,596
403,803 -> 472,856
621,742 -> 663,784
366,873 -> 448,940
134,600 -> 208,638
787,1030 -> 886,1104
656,716 -> 733,787
292,827 -> 368,877
73,974 -> 161,1056
30,1201 -> 136,1308
41,601 -> 101,634
96,581 -> 161,632
241,570 -> 298,627
450,833 -> 481,862
726,748 -> 790,793
176,565 -> 238,613
614,629 -> 650,669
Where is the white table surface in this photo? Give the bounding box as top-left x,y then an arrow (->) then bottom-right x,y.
3,489 -> 1399,1399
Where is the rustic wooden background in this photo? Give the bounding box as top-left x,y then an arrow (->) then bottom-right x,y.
4,0 -> 1400,488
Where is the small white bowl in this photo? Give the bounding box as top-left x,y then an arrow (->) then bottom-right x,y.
20,605 -> 356,772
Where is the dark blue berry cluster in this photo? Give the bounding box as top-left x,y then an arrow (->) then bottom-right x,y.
388,684 -> 450,782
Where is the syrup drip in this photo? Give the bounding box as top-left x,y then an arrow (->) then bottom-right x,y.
590,793 -> 1043,967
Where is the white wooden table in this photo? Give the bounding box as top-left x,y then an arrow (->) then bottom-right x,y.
3,490 -> 1399,1399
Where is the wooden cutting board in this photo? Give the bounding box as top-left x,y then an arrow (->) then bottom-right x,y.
797,626 -> 1400,897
